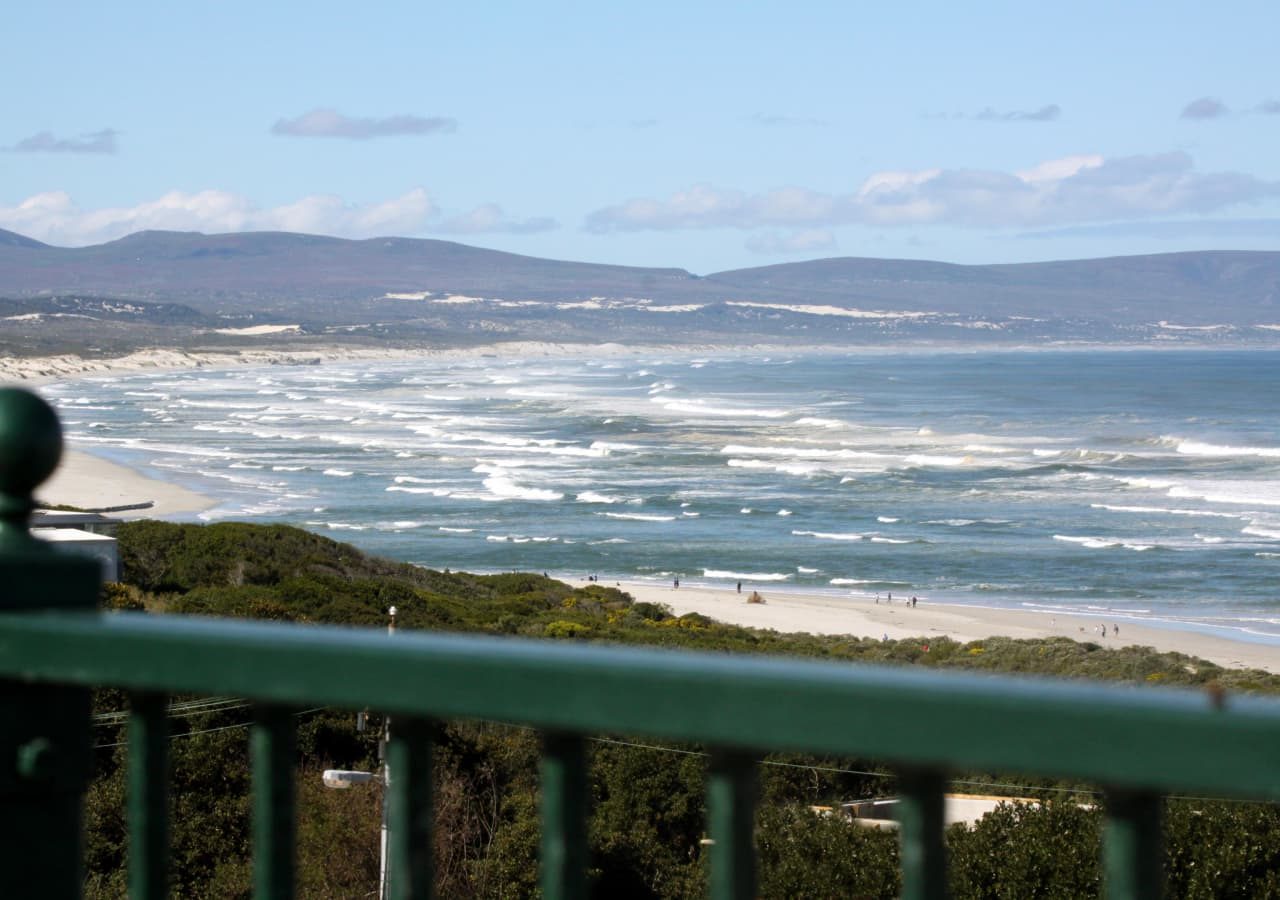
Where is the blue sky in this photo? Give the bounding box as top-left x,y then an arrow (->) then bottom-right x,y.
3,1 -> 1277,273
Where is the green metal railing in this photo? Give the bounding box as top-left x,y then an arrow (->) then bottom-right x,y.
2,385 -> 1279,899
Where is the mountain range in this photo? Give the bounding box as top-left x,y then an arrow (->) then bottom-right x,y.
2,227 -> 1279,353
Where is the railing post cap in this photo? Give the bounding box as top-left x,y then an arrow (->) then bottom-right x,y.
0,387 -> 63,504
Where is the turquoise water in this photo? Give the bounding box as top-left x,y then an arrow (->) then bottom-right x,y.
43,349 -> 1280,643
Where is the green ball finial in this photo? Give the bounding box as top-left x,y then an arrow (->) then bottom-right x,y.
0,387 -> 64,502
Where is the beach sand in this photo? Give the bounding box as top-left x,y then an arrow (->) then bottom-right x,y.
38,449 -> 216,518
617,581 -> 1280,674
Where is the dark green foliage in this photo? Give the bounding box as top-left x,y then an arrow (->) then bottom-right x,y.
756,805 -> 899,899
91,520 -> 1280,897
1164,800 -> 1280,899
948,801 -> 1102,899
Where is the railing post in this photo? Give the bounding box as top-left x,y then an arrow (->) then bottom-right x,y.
707,749 -> 757,900
0,387 -> 100,899
540,732 -> 588,900
1104,789 -> 1164,900
898,770 -> 948,900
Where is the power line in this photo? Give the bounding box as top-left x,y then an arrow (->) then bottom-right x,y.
94,707 -> 329,749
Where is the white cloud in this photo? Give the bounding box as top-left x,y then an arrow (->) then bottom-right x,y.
271,108 -> 457,139
585,153 -> 1278,233
0,189 -> 437,246
745,229 -> 836,255
8,128 -> 118,153
433,203 -> 558,235
0,189 -> 560,246
974,104 -> 1061,122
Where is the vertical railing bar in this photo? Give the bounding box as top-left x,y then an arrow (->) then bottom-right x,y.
898,770 -> 947,900
540,732 -> 589,900
386,717 -> 435,900
707,749 -> 757,900
128,691 -> 170,900
1104,789 -> 1164,900
251,705 -> 296,900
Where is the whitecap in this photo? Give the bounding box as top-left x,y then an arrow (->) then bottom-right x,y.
703,569 -> 791,582
792,529 -> 863,542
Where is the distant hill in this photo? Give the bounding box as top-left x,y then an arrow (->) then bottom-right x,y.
709,252 -> 1280,324
2,227 -> 1280,350
0,229 -> 700,310
0,228 -> 48,249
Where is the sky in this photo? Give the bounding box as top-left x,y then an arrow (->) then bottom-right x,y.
3,1 -> 1278,274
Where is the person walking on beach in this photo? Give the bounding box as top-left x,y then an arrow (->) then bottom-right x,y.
673,577 -> 679,590
737,581 -> 742,594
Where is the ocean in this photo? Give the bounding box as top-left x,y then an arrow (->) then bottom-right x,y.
42,348 -> 1280,645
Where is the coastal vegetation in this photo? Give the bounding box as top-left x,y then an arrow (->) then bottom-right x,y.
85,520 -> 1280,898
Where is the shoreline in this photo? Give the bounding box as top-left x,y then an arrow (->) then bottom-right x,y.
611,579 -> 1280,674
5,341 -> 1278,387
29,444 -> 1280,673
13,343 -> 1280,674
38,449 -> 218,518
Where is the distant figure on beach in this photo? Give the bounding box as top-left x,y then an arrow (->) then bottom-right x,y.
911,596 -> 917,608
673,577 -> 679,590
887,593 -> 892,604
1113,624 -> 1119,637
737,581 -> 742,594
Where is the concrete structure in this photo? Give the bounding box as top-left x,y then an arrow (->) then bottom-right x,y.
842,794 -> 1040,830
33,527 -> 119,581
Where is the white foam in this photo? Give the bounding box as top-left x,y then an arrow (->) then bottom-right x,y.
1053,534 -> 1154,551
385,486 -> 453,496
1174,439 -> 1280,459
659,399 -> 789,419
603,512 -> 676,522
1091,503 -> 1243,519
323,469 -> 354,477
703,569 -> 791,582
792,529 -> 863,542
483,474 -> 564,502
438,526 -> 473,533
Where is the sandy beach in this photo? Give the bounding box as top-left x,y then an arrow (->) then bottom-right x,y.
617,580 -> 1280,674
38,449 -> 217,518
0,340 -> 712,385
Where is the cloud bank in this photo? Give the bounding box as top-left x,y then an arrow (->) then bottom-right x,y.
974,104 -> 1061,122
0,189 -> 555,246
1180,97 -> 1229,120
8,129 -> 118,153
585,153 -> 1277,233
745,229 -> 836,254
271,108 -> 457,139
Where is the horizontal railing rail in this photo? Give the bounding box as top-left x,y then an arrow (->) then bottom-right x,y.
1,610 -> 1277,800
2,386 -> 1277,900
